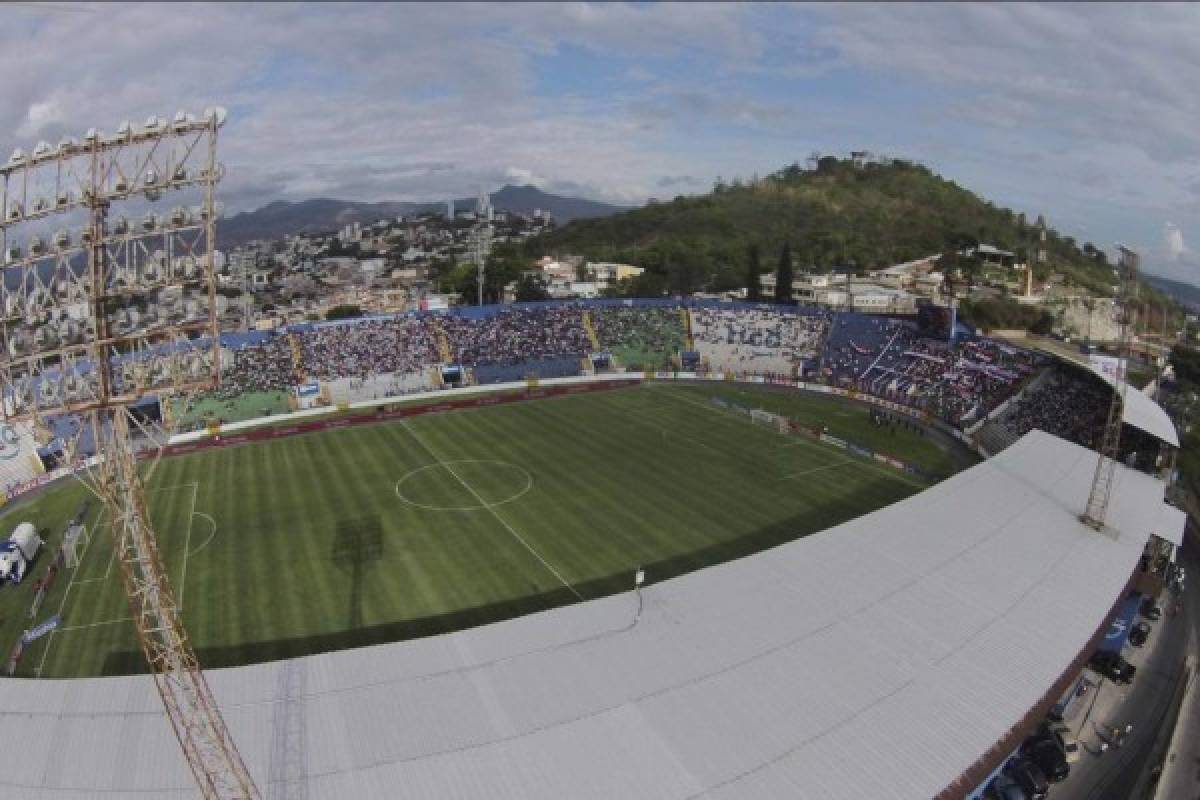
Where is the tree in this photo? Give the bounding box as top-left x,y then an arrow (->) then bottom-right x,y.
775,242 -> 793,304
746,243 -> 762,301
514,273 -> 549,302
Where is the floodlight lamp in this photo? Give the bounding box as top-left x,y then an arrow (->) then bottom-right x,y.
8,148 -> 25,165
53,229 -> 70,249
142,211 -> 159,231
203,106 -> 228,128
172,110 -> 188,129
6,202 -> 21,222
57,137 -> 77,155
116,120 -> 132,139
173,166 -> 188,182
55,190 -> 70,208
28,236 -> 45,256
32,141 -> 52,160
84,128 -> 99,143
112,216 -> 129,235
32,197 -> 48,213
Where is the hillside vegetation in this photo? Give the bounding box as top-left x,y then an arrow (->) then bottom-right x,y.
527,157 -> 1117,297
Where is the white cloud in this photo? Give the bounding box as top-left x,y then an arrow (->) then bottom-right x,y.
0,1 -> 1196,285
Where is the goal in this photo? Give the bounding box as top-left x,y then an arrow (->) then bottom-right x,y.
750,409 -> 789,434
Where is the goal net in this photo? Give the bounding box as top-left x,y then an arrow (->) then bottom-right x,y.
750,409 -> 789,434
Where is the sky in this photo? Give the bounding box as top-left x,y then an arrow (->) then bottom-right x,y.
3,2 -> 1200,282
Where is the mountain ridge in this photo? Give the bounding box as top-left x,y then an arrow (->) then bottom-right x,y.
217,185 -> 629,247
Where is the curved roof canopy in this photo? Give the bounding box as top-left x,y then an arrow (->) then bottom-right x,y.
1087,363 -> 1179,447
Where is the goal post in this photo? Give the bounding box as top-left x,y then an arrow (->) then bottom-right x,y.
750,409 -> 789,434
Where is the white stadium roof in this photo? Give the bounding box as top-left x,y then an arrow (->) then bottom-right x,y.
0,431 -> 1168,799
1086,363 -> 1180,447
1154,502 -> 1188,547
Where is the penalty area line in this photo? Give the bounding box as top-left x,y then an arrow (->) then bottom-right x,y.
778,459 -> 859,481
33,503 -> 109,677
188,513 -> 218,557
176,482 -> 198,614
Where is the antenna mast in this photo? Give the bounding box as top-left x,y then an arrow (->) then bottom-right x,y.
0,109 -> 259,798
1081,245 -> 1139,530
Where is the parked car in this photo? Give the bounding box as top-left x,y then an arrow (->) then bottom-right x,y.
1090,650 -> 1136,684
1005,757 -> 1049,800
1130,620 -> 1152,647
1022,733 -> 1070,782
1142,600 -> 1162,620
985,771 -> 1027,800
1044,721 -> 1081,764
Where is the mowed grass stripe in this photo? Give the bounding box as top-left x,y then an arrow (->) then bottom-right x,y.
441,397 -> 719,584
520,397 -> 709,573
375,421 -> 508,618
528,393 -> 790,562
427,402 -> 634,589
399,415 -> 579,601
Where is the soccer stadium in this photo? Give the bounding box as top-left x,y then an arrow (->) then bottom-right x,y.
0,299 -> 1185,798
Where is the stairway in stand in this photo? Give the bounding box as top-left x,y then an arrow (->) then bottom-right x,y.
288,333 -> 306,383
431,318 -> 454,363
582,309 -> 602,351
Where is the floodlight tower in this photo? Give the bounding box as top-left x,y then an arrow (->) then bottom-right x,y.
0,109 -> 260,799
1081,245 -> 1139,531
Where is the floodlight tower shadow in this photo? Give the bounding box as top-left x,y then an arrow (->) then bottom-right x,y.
331,517 -> 384,630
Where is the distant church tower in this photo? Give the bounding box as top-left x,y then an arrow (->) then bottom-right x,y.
1036,214 -> 1048,264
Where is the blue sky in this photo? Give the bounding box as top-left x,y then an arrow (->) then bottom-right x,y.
3,2 -> 1199,281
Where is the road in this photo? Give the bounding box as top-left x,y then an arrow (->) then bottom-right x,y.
1049,540 -> 1197,800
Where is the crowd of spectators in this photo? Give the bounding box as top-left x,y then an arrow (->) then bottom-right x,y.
692,307 -> 830,375
997,369 -> 1110,449
440,307 -> 591,367
301,317 -> 437,382
215,337 -> 295,399
175,305 -> 1115,447
824,317 -> 1041,426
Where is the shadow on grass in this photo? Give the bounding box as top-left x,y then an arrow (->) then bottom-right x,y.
100,474 -> 916,676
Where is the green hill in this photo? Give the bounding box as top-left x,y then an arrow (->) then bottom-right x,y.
526,157 -> 1115,297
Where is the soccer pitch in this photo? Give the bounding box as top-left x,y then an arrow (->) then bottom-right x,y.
0,382 -> 945,678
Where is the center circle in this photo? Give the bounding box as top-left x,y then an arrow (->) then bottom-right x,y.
394,459 -> 534,512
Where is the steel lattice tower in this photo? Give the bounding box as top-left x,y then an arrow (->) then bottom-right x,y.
1081,245 -> 1139,531
0,110 -> 259,798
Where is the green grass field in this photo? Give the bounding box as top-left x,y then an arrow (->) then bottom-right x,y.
0,382 -> 954,678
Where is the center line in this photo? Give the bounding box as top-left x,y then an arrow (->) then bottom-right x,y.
400,420 -> 582,600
